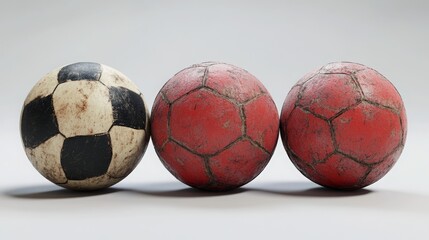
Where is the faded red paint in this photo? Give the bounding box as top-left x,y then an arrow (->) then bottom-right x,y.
355,69 -> 403,111
299,74 -> 361,119
400,107 -> 408,144
365,147 -> 403,185
151,62 -> 279,191
314,154 -> 369,189
150,94 -> 169,148
163,67 -> 204,102
160,141 -> 210,188
205,64 -> 265,103
332,102 -> 402,164
280,62 -> 407,190
244,95 -> 279,152
280,86 -> 300,122
286,107 -> 335,164
320,62 -> 367,75
170,89 -> 242,155
209,140 -> 269,189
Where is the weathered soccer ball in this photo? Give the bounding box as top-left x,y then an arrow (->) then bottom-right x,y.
280,62 -> 407,190
151,62 -> 279,191
20,62 -> 150,191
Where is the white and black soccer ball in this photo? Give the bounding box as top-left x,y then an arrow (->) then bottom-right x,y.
20,62 -> 150,190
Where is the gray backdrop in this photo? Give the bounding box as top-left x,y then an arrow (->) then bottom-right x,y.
1,1 -> 428,239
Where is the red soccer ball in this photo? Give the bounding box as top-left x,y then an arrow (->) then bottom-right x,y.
280,62 -> 407,190
151,62 -> 279,191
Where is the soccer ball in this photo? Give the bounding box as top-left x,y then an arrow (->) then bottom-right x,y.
280,62 -> 407,190
151,62 -> 279,191
20,62 -> 150,190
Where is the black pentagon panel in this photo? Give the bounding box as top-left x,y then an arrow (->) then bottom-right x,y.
57,62 -> 102,83
109,86 -> 146,129
61,134 -> 112,180
21,95 -> 59,149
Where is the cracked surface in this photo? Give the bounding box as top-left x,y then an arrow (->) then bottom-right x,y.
163,67 -> 205,103
355,69 -> 403,112
313,153 -> 369,189
151,94 -> 169,150
205,63 -> 266,103
151,62 -> 279,191
209,140 -> 270,189
286,107 -> 335,164
244,95 -> 279,153
280,62 -> 407,190
333,102 -> 402,164
170,89 -> 242,155
159,141 -> 211,189
298,73 -> 362,119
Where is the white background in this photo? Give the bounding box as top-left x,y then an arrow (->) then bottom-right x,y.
1,1 -> 428,239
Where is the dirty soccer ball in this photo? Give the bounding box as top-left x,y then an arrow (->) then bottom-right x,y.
280,62 -> 407,190
21,62 -> 150,190
151,62 -> 279,191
